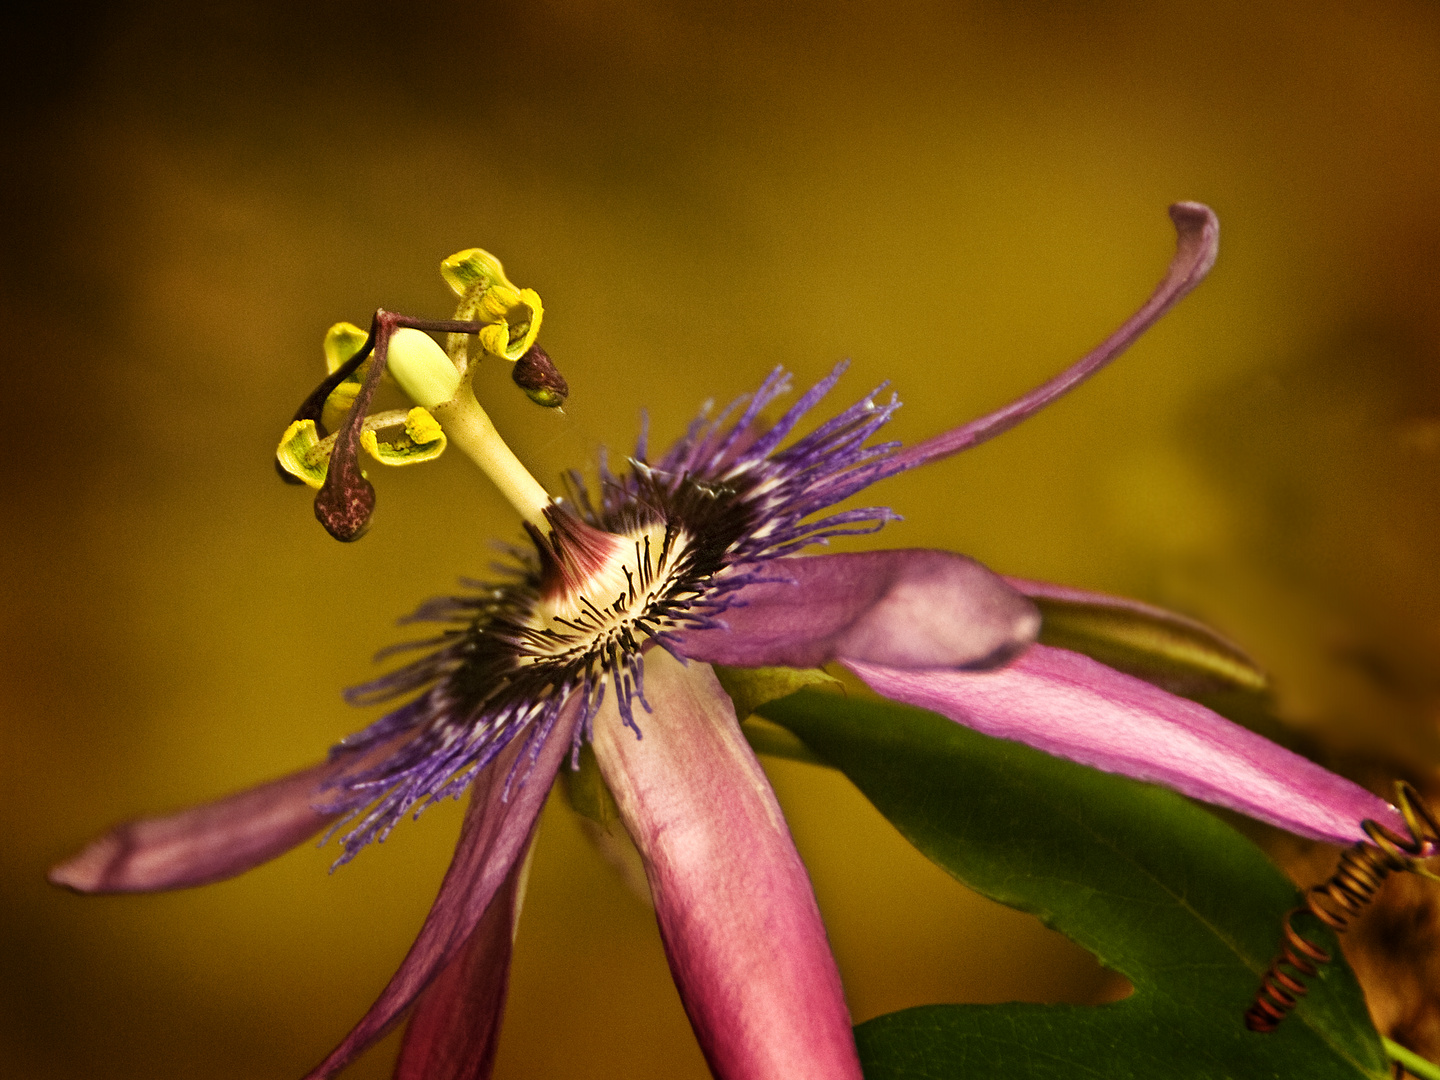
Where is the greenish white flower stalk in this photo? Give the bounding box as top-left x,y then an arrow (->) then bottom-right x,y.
431,385 -> 553,533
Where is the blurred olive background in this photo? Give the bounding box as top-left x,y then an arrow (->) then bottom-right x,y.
5,1 -> 1440,1076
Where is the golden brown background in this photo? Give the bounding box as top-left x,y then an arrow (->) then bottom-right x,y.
5,1 -> 1440,1076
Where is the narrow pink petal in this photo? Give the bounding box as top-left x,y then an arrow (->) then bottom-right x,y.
48,759 -> 347,893
847,644 -> 1408,845
673,549 -> 1039,670
878,202 -> 1218,475
391,841 -> 530,1080
591,650 -> 862,1080
303,705 -> 578,1080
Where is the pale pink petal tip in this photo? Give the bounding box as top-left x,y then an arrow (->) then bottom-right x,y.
593,650 -> 863,1080
48,760 -> 345,894
849,644 -> 1408,847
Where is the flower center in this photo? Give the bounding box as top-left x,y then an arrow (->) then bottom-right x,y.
522,521 -> 695,666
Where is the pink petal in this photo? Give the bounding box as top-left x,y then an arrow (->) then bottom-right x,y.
48,759 -> 348,893
591,650 -> 862,1080
847,644 -> 1408,845
673,549 -> 1039,670
879,202 -> 1219,473
303,704 -> 578,1080
391,841 -> 530,1080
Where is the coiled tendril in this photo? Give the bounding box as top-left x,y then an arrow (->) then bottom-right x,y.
1247,780 -> 1439,1034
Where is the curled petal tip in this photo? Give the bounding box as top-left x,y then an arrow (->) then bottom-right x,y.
1167,201 -> 1220,295
1169,199 -> 1218,232
875,200 -> 1223,477
1169,199 -> 1218,230
45,760 -> 349,894
47,845 -> 114,893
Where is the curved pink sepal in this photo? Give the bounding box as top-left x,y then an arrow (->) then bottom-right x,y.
592,651 -> 862,1080
882,202 -> 1219,472
391,842 -> 529,1080
48,759 -> 349,893
673,549 -> 1039,671
303,705 -> 578,1080
847,644 -> 1407,845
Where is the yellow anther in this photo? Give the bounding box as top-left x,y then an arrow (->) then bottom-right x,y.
323,322 -> 371,373
360,407 -> 448,466
320,322 -> 374,432
279,407 -> 447,487
477,284 -> 522,321
276,419 -> 332,488
404,406 -> 444,445
440,248 -> 544,363
440,248 -> 512,296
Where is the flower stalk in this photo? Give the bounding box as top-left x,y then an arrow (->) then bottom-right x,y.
430,382 -> 553,533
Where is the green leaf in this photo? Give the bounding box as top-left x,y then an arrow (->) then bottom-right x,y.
758,689 -> 1390,1080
